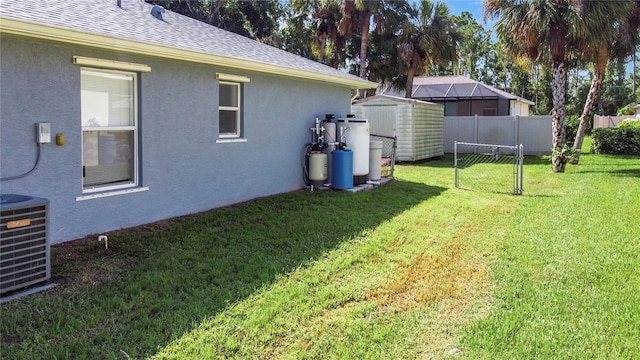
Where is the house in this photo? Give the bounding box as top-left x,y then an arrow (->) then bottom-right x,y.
351,95 -> 444,162
634,103 -> 640,118
0,0 -> 376,245
378,76 -> 534,116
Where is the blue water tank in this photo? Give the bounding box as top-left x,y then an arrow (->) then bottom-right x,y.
331,149 -> 353,190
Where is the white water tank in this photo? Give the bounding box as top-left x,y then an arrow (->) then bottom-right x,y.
337,118 -> 369,176
369,140 -> 383,180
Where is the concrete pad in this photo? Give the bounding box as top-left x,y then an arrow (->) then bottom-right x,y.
1,283 -> 58,304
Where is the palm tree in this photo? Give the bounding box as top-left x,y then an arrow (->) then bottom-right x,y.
485,0 -> 585,172
338,0 -> 387,80
571,0 -> 639,164
290,0 -> 349,68
397,0 -> 459,98
312,0 -> 341,66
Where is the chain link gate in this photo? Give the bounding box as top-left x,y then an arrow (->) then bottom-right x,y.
454,142 -> 523,195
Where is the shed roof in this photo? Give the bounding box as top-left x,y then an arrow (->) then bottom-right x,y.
0,0 -> 376,89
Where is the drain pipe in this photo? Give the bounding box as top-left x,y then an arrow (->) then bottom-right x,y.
351,88 -> 359,103
98,235 -> 108,249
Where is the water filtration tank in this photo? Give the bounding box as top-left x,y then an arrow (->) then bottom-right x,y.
331,149 -> 353,190
323,122 -> 337,182
368,140 -> 383,181
308,152 -> 328,181
337,118 -> 369,176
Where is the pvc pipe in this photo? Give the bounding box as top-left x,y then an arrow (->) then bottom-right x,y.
98,235 -> 108,249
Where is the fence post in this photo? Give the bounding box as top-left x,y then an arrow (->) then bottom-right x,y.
474,114 -> 479,144
514,115 -> 520,146
454,141 -> 459,188
518,144 -> 524,194
391,135 -> 397,176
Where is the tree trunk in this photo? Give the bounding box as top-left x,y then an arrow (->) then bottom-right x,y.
551,62 -> 567,172
357,10 -> 370,99
318,32 -> 327,64
359,10 -> 370,80
405,64 -> 415,98
571,47 -> 608,164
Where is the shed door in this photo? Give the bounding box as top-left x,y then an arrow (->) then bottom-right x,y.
364,105 -> 397,137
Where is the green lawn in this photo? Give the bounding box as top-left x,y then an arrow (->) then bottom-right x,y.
1,147 -> 639,359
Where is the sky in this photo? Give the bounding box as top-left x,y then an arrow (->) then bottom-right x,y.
443,0 -> 638,76
445,0 -> 485,19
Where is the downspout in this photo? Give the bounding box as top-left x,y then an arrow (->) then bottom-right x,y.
351,88 -> 359,102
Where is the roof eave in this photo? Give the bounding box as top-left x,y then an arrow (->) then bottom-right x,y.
0,17 -> 376,89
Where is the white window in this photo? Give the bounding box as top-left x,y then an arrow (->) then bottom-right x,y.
80,69 -> 138,192
219,81 -> 241,138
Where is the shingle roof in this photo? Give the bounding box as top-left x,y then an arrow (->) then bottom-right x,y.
379,76 -> 534,104
0,0 -> 376,89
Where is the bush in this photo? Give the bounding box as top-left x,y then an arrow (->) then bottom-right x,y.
616,118 -> 640,130
591,128 -> 640,155
565,115 -> 580,145
616,103 -> 636,116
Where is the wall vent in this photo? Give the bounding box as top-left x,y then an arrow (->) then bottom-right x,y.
1,195 -> 50,295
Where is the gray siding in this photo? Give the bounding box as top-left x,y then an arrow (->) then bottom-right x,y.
1,38 -> 352,244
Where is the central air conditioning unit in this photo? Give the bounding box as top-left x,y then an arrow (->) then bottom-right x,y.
1,194 -> 50,296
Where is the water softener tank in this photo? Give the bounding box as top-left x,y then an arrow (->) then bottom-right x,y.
337,118 -> 369,176
331,149 -> 353,190
309,152 -> 328,181
323,121 -> 337,181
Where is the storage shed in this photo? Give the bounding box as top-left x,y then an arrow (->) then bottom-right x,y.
352,95 -> 444,162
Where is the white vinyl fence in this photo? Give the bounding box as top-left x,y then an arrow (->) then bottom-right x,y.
594,115 -> 627,128
445,115 -> 552,155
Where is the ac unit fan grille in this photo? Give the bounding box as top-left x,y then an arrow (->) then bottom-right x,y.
1,203 -> 50,295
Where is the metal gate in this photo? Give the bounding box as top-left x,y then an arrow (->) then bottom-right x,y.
454,142 -> 523,195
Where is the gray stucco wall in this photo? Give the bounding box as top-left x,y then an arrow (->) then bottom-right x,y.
1,37 -> 352,244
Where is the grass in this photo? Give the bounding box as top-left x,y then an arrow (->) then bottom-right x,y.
1,141 -> 639,359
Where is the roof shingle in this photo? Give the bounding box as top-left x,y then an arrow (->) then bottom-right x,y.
0,0 -> 375,88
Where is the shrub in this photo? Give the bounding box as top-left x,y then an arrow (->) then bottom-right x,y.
616,103 -> 636,116
616,118 -> 640,130
565,115 -> 580,145
591,127 -> 640,155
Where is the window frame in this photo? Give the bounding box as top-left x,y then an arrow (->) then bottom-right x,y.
218,81 -> 242,139
80,67 -> 139,193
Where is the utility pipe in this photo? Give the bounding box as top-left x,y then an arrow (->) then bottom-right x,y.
351,88 -> 359,102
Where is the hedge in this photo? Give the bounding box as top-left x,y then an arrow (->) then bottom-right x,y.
616,118 -> 640,130
591,127 -> 640,155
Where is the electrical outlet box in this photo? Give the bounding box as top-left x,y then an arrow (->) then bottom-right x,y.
36,122 -> 51,144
